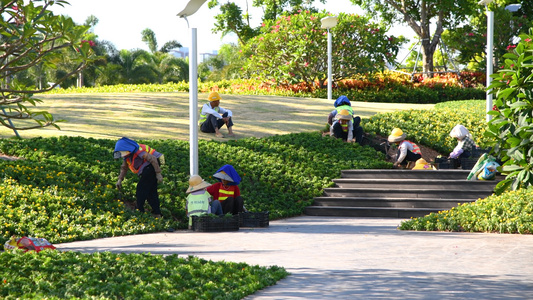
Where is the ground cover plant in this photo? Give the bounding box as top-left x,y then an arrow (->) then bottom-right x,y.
0,132 -> 389,245
399,187 -> 533,234
0,250 -> 288,299
363,100 -> 494,155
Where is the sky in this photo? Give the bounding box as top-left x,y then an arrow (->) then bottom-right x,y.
50,0 -> 415,59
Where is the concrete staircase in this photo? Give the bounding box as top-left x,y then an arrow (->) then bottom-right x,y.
304,169 -> 500,218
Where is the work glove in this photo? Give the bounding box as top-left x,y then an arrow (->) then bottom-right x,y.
156,173 -> 163,184
116,178 -> 123,189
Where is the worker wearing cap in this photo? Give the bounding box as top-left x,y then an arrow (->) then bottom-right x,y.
206,164 -> 245,215
113,137 -> 164,217
199,91 -> 235,138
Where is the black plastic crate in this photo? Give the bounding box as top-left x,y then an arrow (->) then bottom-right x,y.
461,158 -> 478,170
239,212 -> 269,227
191,214 -> 239,232
437,162 -> 452,169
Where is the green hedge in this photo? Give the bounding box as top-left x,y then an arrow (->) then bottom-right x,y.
47,80 -> 485,104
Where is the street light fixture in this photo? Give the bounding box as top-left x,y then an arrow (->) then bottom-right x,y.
321,16 -> 338,101
479,0 -> 494,122
505,4 -> 522,12
177,0 -> 208,176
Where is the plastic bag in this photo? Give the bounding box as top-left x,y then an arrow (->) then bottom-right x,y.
3,236 -> 18,250
467,153 -> 498,180
477,161 -> 500,180
4,236 -> 56,252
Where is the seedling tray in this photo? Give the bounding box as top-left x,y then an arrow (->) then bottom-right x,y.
239,211 -> 269,227
191,214 -> 239,232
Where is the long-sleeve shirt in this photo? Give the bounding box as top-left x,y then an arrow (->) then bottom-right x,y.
118,149 -> 162,180
453,136 -> 475,153
200,103 -> 232,120
396,140 -> 419,163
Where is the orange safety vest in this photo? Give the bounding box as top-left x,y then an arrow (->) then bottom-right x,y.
405,140 -> 421,154
125,144 -> 156,174
218,187 -> 235,201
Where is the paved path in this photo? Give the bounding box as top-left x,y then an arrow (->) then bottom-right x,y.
56,216 -> 533,299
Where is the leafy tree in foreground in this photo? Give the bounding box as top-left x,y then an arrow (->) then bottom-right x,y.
442,1 -> 533,70
0,0 -> 98,130
350,0 -> 477,76
243,11 -> 406,87
486,29 -> 533,194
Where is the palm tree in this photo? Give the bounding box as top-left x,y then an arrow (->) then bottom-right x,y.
118,49 -> 157,84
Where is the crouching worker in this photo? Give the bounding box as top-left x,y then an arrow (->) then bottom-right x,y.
388,128 -> 422,168
329,109 -> 362,144
327,95 -> 364,144
186,175 -> 223,229
114,137 -> 164,218
206,164 -> 245,215
449,124 -> 476,159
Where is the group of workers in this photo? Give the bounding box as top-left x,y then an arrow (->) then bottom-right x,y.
113,136 -> 245,223
112,92 -> 475,221
387,124 -> 476,170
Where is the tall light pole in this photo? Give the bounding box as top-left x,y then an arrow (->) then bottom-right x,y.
321,16 -> 338,101
479,0 -> 494,122
177,0 -> 208,176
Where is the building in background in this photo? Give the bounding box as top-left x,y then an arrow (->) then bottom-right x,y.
171,47 -> 217,63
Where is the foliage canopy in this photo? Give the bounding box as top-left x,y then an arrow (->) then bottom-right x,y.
243,11 -> 406,87
0,0 -> 99,130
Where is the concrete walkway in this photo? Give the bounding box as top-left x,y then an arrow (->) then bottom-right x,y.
56,216 -> 533,299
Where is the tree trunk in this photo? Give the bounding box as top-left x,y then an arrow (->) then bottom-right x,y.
421,40 -> 436,78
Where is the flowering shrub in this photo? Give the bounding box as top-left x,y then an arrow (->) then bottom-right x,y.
47,72 -> 485,104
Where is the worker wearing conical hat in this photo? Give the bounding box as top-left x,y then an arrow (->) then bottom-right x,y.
206,164 -> 245,215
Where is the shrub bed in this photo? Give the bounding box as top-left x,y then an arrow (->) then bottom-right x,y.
0,132 -> 389,245
363,100 -> 494,154
0,250 -> 288,299
399,187 -> 533,233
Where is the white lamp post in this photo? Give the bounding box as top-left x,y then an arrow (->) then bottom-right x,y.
479,0 -> 494,122
177,0 -> 208,176
321,16 -> 338,101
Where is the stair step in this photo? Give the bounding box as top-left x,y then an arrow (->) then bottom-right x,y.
304,206 -> 442,218
312,197 -> 476,208
332,178 -> 497,190
341,169 -> 471,180
323,188 -> 493,199
305,169 -> 500,218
